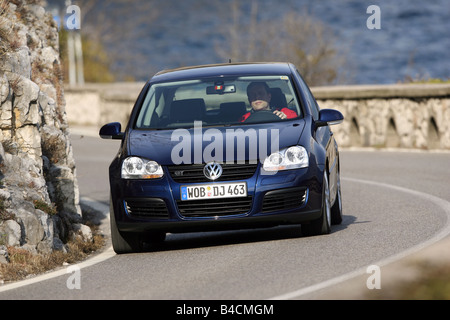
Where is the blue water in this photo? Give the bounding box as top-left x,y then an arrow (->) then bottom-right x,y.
49,0 -> 450,85
140,0 -> 449,84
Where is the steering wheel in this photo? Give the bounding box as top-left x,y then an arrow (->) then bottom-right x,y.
244,110 -> 282,123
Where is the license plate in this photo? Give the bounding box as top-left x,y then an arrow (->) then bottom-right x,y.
181,182 -> 247,201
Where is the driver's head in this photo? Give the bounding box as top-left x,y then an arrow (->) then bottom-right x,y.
247,82 -> 271,111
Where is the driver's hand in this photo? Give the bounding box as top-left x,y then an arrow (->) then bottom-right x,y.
273,110 -> 287,119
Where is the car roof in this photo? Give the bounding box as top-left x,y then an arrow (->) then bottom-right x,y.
150,62 -> 294,83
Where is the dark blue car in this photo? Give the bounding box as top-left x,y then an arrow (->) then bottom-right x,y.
100,62 -> 344,254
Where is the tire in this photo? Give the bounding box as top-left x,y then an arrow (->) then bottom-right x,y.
110,199 -> 143,254
331,170 -> 343,225
302,171 -> 331,236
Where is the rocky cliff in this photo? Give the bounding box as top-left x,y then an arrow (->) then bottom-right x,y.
0,0 -> 89,259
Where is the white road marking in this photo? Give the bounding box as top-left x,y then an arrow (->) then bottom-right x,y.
2,180 -> 449,298
268,177 -> 450,300
0,245 -> 115,293
0,199 -> 115,293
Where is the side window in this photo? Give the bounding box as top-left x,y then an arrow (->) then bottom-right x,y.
295,70 -> 319,120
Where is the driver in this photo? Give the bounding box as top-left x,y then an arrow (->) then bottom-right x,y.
240,81 -> 297,122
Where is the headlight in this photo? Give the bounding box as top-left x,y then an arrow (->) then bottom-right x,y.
121,157 -> 164,179
263,146 -> 309,172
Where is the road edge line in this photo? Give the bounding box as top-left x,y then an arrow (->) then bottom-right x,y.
0,198 -> 114,293
268,177 -> 450,300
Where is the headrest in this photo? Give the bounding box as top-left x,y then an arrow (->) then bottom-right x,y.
171,99 -> 205,122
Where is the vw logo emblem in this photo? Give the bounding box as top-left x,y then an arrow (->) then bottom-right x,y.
203,162 -> 223,181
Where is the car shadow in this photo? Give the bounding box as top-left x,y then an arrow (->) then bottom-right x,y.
140,215 -> 356,253
142,225 -> 302,252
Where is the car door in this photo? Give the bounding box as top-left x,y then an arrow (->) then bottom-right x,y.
310,95 -> 339,206
294,69 -> 339,204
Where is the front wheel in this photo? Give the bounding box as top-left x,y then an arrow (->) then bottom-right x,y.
302,171 -> 331,236
110,199 -> 143,254
331,170 -> 343,225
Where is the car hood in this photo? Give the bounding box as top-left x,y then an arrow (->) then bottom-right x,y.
127,120 -> 306,165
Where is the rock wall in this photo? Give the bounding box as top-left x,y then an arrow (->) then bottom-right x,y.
0,0 -> 86,256
313,84 -> 450,150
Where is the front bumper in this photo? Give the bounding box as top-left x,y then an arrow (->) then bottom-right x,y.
110,164 -> 324,234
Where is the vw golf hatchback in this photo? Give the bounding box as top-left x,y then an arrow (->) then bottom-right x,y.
100,62 -> 344,254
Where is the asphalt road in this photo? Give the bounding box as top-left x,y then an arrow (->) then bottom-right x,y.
1,132 -> 449,300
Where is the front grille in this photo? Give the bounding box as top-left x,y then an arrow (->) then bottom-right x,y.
168,163 -> 258,183
125,198 -> 169,219
176,197 -> 252,218
262,187 -> 307,213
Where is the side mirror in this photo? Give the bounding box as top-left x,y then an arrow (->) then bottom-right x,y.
99,122 -> 124,140
315,109 -> 344,128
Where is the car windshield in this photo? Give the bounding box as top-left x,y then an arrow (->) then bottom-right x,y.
135,75 -> 302,129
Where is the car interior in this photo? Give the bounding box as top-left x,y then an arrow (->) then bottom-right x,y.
135,77 -> 301,129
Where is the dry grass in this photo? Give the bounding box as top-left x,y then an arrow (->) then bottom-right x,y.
0,226 -> 105,283
0,0 -> 12,57
0,0 -> 11,37
0,0 -> 7,16
390,264 -> 450,300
